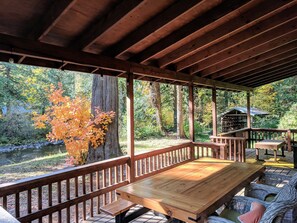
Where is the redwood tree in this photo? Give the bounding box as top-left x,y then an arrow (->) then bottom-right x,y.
87,75 -> 122,162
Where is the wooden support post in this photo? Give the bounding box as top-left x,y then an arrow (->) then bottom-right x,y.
212,87 -> 217,136
287,129 -> 292,152
188,84 -> 195,160
247,91 -> 251,148
247,92 -> 251,128
127,73 -> 135,182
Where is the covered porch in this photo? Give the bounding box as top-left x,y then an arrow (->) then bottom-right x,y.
1,0 -> 297,222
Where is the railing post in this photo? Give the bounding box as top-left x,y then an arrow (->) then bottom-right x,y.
247,91 -> 251,128
212,87 -> 217,136
189,84 -> 195,160
127,73 -> 135,182
287,129 -> 292,152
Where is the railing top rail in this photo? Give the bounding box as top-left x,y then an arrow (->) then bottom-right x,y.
134,142 -> 192,160
193,142 -> 227,148
250,128 -> 290,132
220,128 -> 250,136
210,136 -> 246,140
0,155 -> 129,195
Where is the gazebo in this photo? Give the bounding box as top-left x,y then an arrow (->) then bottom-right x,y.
0,1 -> 297,222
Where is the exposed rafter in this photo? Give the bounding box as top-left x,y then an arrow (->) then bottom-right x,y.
229,56 -> 297,83
102,0 -> 204,57
221,54 -> 296,82
175,2 -> 297,72
210,40 -> 297,80
158,0 -> 294,68
0,34 -> 252,91
18,0 -> 76,64
190,17 -> 297,76
27,0 -> 76,41
129,0 -> 250,64
71,0 -> 142,50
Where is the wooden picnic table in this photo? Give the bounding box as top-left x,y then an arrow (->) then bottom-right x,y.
255,139 -> 285,162
116,157 -> 264,223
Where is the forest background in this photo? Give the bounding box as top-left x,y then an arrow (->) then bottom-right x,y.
1,61 -> 297,148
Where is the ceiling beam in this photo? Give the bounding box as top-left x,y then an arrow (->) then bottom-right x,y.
175,2 -> 297,72
158,0 -> 293,68
242,66 -> 297,86
210,39 -> 297,80
102,0 -> 203,57
27,0 -> 76,40
249,70 -> 297,87
18,0 -> 76,64
0,34 -> 252,91
71,0 -> 142,50
235,60 -> 297,85
190,17 -> 297,76
230,56 -> 297,83
129,0 -> 250,64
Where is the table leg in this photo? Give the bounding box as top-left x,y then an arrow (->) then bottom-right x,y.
256,148 -> 259,161
264,149 -> 268,155
274,150 -> 277,162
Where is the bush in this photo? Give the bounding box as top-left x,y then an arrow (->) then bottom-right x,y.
278,104 -> 297,129
0,113 -> 47,145
135,125 -> 163,140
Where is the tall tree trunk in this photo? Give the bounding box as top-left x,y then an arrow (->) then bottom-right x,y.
173,85 -> 177,132
5,65 -> 12,116
87,75 -> 122,163
177,85 -> 185,138
149,82 -> 165,134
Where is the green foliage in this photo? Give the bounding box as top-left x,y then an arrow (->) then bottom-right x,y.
278,103 -> 297,129
0,113 -> 48,145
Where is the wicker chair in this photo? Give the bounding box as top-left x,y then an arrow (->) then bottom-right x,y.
208,184 -> 297,223
244,173 -> 297,222
257,172 -> 297,187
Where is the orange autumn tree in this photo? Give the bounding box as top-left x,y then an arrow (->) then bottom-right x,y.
33,83 -> 115,164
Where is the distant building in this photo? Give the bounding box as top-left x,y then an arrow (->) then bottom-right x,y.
220,107 -> 269,133
1,105 -> 31,116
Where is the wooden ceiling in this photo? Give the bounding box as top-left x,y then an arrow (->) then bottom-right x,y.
0,0 -> 297,91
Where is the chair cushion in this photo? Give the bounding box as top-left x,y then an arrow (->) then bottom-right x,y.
220,208 -> 241,223
238,202 -> 266,223
264,194 -> 276,202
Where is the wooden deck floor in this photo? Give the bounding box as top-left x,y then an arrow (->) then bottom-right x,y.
84,149 -> 296,223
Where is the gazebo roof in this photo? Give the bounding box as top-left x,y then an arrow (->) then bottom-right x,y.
220,107 -> 269,117
0,0 -> 296,91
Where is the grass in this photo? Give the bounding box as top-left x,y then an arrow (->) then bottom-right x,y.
0,153 -> 67,184
0,137 -> 190,184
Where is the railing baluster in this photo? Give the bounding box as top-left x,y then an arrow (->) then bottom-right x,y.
89,173 -> 93,217
48,184 -> 52,222
15,192 -> 20,218
96,171 -> 100,214
58,181 -> 62,223
66,178 -> 71,222
82,175 -> 86,220
75,176 -> 79,223
28,189 -> 32,215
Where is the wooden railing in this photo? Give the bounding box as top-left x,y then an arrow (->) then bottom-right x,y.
193,142 -> 228,160
134,143 -> 192,180
0,140 -> 255,222
221,128 -> 297,151
0,156 -> 130,223
210,136 -> 246,162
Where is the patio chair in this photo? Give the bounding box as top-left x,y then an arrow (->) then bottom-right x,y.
244,172 -> 297,222
208,183 -> 297,223
257,172 -> 297,187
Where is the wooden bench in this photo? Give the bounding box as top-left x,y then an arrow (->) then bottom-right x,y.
100,198 -> 150,223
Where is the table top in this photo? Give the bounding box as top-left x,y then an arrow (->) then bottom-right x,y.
116,158 -> 264,223
255,140 -> 285,149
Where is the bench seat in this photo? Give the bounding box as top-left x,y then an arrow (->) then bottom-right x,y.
100,199 -> 136,216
